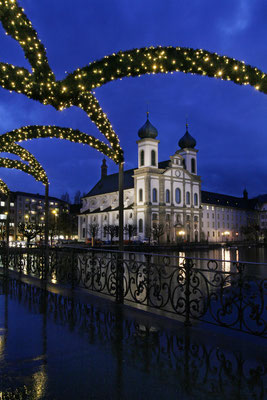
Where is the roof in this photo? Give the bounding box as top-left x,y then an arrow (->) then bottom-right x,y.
84,161 -> 170,197
83,164 -> 266,212
14,191 -> 68,204
79,204 -> 134,215
201,190 -> 250,209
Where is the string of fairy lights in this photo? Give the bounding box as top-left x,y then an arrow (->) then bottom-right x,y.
0,125 -> 119,162
0,141 -> 48,196
0,157 -> 47,184
0,0 -> 267,174
0,178 -> 9,195
1,142 -> 48,182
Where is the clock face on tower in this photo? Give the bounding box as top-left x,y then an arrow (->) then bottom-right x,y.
175,170 -> 181,177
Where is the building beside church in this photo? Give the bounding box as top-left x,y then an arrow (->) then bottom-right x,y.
78,114 -> 265,243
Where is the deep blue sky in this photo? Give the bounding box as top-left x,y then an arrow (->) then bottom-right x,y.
0,0 -> 267,201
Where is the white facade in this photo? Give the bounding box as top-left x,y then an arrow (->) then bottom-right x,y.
78,119 -> 261,244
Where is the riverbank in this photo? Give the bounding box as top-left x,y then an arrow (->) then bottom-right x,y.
82,241 -> 267,253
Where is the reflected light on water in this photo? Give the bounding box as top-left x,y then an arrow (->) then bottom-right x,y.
222,248 -> 231,272
0,332 -> 5,359
32,365 -> 47,399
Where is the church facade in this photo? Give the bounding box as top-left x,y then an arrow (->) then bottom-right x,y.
78,115 -> 262,243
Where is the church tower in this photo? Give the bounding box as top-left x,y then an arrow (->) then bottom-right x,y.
178,123 -> 198,175
137,112 -> 159,168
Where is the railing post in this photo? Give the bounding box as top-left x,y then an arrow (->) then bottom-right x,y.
91,249 -> 95,291
116,251 -> 124,304
3,241 -> 9,280
71,249 -> 75,290
184,258 -> 192,327
237,263 -> 245,331
145,254 -> 152,305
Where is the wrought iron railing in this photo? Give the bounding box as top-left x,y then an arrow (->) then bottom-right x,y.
0,247 -> 266,336
1,278 -> 266,400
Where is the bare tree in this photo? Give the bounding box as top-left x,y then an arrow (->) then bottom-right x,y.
104,224 -> 118,245
123,224 -> 137,241
74,190 -> 81,205
151,223 -> 165,245
18,223 -> 43,247
87,223 -> 99,246
61,192 -> 71,203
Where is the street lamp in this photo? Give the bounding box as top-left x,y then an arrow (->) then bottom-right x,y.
51,209 -> 58,245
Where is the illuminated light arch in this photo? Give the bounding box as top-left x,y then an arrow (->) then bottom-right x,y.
0,125 -> 119,163
1,142 -> 48,182
0,158 -> 48,185
64,46 -> 267,96
1,0 -> 267,166
0,0 -> 121,158
0,178 -> 9,195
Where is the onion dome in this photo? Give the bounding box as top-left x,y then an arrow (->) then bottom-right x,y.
138,112 -> 158,139
178,123 -> 196,149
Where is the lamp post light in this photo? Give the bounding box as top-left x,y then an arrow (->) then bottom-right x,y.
178,230 -> 185,242
222,231 -> 230,242
51,209 -> 58,246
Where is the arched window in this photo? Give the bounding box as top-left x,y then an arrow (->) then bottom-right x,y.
166,189 -> 170,203
151,150 -> 156,166
186,191 -> 190,205
175,188 -> 181,204
140,150 -> 144,166
139,188 -> 143,202
152,188 -> 157,202
138,218 -> 143,233
194,193 -> 198,206
191,158 -> 196,173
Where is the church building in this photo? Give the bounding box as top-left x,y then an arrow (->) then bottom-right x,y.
78,114 -> 261,243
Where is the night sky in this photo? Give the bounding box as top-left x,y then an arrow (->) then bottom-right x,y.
0,0 -> 267,202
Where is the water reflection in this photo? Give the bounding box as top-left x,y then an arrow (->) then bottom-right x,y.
0,279 -> 48,399
222,248 -> 231,272
0,278 -> 266,400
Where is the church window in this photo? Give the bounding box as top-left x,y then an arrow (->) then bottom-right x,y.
139,189 -> 143,202
191,158 -> 196,173
186,191 -> 190,205
166,189 -> 170,203
175,188 -> 181,204
151,150 -> 156,166
152,213 -> 158,221
194,193 -> 198,206
140,150 -> 144,166
152,188 -> 157,202
139,218 -> 143,233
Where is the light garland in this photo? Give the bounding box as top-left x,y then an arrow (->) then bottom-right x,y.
1,141 -> 48,183
1,0 -> 267,166
0,157 -> 48,185
0,125 -> 119,162
64,46 -> 267,95
0,178 -> 9,195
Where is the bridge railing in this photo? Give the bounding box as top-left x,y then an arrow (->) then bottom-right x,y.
0,246 -> 266,336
